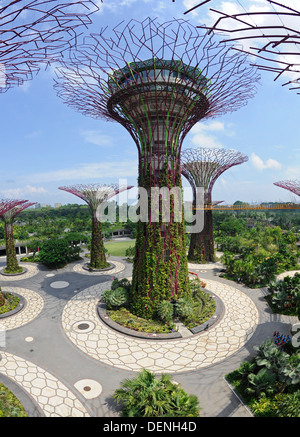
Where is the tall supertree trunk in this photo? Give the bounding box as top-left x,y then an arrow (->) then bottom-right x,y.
188,193 -> 215,263
131,161 -> 189,319
4,222 -> 20,273
90,214 -> 107,269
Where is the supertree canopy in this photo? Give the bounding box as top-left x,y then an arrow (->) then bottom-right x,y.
0,0 -> 100,92
274,180 -> 300,197
185,0 -> 300,94
181,147 -> 248,262
0,201 -> 36,273
54,17 -> 259,318
58,183 -> 132,270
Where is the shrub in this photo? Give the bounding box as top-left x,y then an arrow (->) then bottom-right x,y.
111,278 -> 131,292
175,297 -> 194,319
38,237 -> 80,268
156,300 -> 174,324
113,369 -> 201,417
102,287 -> 128,309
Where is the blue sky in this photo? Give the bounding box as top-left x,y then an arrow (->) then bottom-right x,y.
0,0 -> 299,207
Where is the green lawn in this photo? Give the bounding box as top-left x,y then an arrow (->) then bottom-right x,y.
104,239 -> 136,257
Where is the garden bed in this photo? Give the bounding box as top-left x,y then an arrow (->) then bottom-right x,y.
97,278 -> 222,339
225,339 -> 300,417
0,267 -> 27,276
0,292 -> 25,317
0,383 -> 28,417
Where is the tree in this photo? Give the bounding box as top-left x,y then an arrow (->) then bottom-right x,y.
38,238 -> 80,269
0,201 -> 36,273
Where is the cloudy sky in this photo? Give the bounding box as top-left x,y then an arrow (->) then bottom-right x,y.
0,0 -> 299,207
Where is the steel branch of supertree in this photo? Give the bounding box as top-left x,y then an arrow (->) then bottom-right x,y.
0,0 -> 101,92
0,201 -> 37,222
58,183 -> 131,213
0,200 -> 36,273
181,147 -> 248,262
58,183 -> 133,270
181,147 -> 249,203
185,1 -> 300,93
54,17 -> 259,317
0,199 -> 29,216
274,180 -> 300,197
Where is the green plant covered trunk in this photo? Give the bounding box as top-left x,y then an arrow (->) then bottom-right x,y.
4,222 -> 20,273
130,161 -> 190,319
188,208 -> 215,263
90,215 -> 107,269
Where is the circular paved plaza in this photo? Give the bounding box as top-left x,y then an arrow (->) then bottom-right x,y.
0,257 -> 297,417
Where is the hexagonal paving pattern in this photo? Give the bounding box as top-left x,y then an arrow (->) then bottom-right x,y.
0,287 -> 44,330
61,279 -> 259,373
0,263 -> 39,281
0,351 -> 90,417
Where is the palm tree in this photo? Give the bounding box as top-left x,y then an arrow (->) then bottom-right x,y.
113,369 -> 200,417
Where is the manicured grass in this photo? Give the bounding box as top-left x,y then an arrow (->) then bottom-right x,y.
104,239 -> 135,257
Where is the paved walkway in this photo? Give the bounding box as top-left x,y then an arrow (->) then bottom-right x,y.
0,255 -> 298,417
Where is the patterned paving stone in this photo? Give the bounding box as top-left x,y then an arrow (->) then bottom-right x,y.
0,352 -> 90,417
276,270 -> 300,281
0,263 -> 39,281
61,278 -> 259,373
0,287 -> 44,330
188,262 -> 223,271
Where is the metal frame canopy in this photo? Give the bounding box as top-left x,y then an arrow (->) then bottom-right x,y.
274,180 -> 300,197
181,146 -> 248,262
181,147 -> 248,202
54,17 -> 259,318
184,0 -> 300,94
58,183 -> 133,270
0,0 -> 100,92
0,201 -> 37,273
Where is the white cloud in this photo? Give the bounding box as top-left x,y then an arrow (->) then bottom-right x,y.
28,160 -> 138,184
188,120 -> 234,148
0,185 -> 47,198
80,130 -> 114,147
251,153 -> 282,170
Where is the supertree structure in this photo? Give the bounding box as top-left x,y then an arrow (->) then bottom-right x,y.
185,0 -> 300,94
54,17 -> 259,318
0,201 -> 37,273
181,147 -> 248,262
58,183 -> 132,270
0,0 -> 100,92
274,180 -> 300,197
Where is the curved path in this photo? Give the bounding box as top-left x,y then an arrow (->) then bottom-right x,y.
0,256 -> 297,417
62,278 -> 258,373
276,270 -> 300,281
0,263 -> 39,281
0,351 -> 90,417
0,287 -> 44,330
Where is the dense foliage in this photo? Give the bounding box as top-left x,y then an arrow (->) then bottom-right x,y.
131,163 -> 189,319
226,339 -> 300,417
102,279 -> 215,333
0,384 -> 27,417
0,291 -> 20,315
218,225 -> 299,287
268,274 -> 300,316
38,237 -> 81,268
114,369 -> 201,417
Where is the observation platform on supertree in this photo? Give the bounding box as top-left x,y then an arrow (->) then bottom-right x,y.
107,57 -> 210,168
